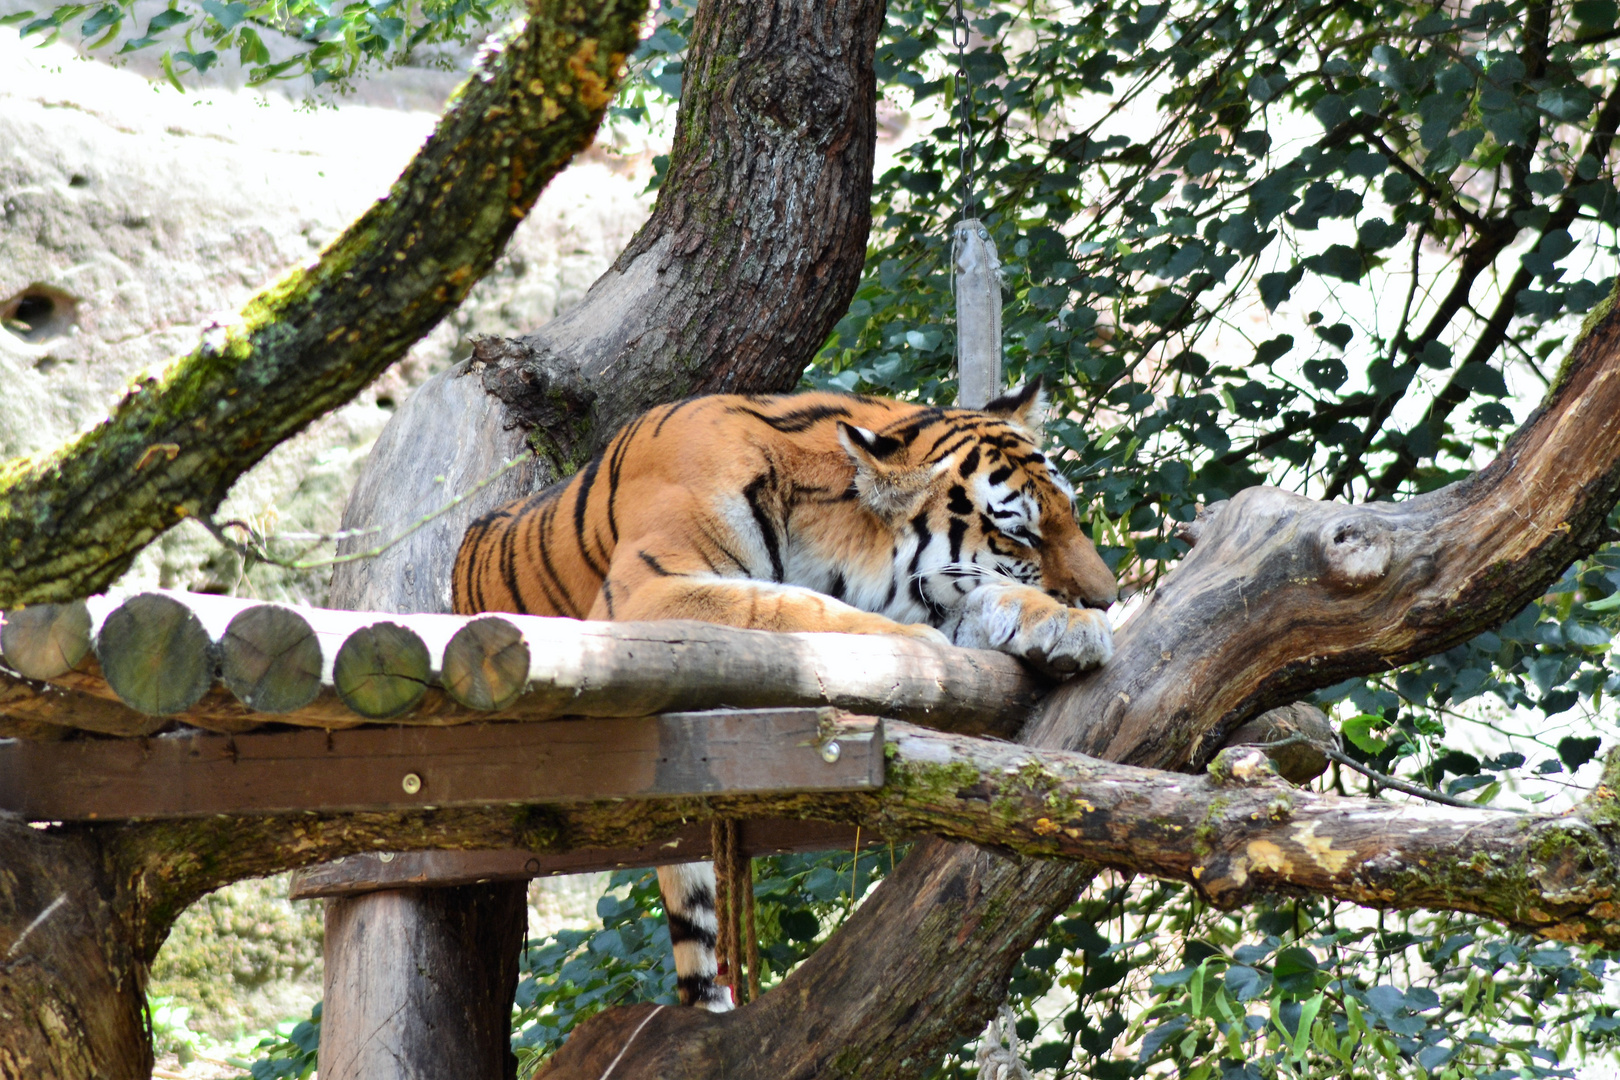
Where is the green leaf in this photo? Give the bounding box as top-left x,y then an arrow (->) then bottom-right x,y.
200,0 -> 248,29
1341,713 -> 1386,753
147,8 -> 190,32
1559,735 -> 1602,770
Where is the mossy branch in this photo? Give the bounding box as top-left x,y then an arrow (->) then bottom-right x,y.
0,0 -> 647,607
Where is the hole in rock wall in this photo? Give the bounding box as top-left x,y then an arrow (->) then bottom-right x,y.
2,286 -> 78,344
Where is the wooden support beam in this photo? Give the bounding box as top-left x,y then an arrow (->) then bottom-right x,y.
288,819 -> 885,899
0,591 -> 1036,738
0,709 -> 882,820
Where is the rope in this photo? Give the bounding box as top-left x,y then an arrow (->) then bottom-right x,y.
739,847 -> 760,1002
975,1005 -> 1033,1080
710,818 -> 758,1004
711,819 -> 735,1000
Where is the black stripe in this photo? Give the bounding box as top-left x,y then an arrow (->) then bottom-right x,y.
742,470 -> 784,582
957,446 -> 981,478
606,414 -> 649,545
884,408 -> 949,446
908,513 -> 945,619
947,485 -> 972,516
498,510 -> 526,611
948,517 -> 968,562
828,571 -> 847,601
667,911 -> 718,949
987,464 -> 1014,486
600,579 -> 616,618
676,974 -> 717,1006
535,497 -> 581,616
571,454 -> 607,578
638,550 -> 675,576
730,402 -> 852,433
917,420 -> 979,460
652,398 -> 699,438
928,432 -> 979,467
698,523 -> 749,572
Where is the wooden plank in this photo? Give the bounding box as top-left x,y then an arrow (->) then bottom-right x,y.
0,708 -> 881,820
287,819 -> 887,899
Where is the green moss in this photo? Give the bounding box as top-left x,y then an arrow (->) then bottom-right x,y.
1193,795 -> 1233,857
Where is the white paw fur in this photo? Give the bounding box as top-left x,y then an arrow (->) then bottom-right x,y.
943,583 -> 1113,675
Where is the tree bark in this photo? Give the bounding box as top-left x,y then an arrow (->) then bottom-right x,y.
0,820 -> 148,1080
0,0 -> 647,608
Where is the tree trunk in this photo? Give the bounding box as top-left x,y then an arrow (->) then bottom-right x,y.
0,819 -> 147,1080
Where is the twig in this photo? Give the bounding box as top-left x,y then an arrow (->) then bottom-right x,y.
198,452 -> 531,571
1248,735 -> 1526,814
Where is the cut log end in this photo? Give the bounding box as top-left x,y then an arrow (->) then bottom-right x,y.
333,621 -> 431,719
442,616 -> 530,711
96,593 -> 213,715
222,605 -> 323,713
1,600 -> 92,680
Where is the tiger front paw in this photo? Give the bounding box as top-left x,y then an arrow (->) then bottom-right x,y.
945,584 -> 1113,676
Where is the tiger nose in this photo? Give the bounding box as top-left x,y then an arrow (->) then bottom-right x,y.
1048,546 -> 1118,609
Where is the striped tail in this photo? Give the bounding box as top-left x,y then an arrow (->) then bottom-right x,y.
657,863 -> 734,1012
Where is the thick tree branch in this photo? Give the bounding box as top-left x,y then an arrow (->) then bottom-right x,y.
0,0 -> 646,608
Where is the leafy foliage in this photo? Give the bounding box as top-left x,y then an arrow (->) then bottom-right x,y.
810,0 -> 1620,592
508,851 -> 899,1077
937,879 -> 1617,1079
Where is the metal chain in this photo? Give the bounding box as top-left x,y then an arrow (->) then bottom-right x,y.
952,0 -> 974,220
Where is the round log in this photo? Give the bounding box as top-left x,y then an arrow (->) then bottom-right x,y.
1,601 -> 92,680
333,622 -> 431,719
319,882 -> 526,1080
221,605 -> 323,713
95,593 -> 213,715
442,617 -> 530,711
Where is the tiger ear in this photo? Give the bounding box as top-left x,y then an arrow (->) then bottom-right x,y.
837,422 -> 943,521
984,377 -> 1048,434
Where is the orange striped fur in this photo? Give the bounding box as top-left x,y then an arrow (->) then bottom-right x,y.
453,383 -> 1117,668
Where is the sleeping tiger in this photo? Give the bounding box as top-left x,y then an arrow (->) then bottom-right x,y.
452,380 -> 1117,1010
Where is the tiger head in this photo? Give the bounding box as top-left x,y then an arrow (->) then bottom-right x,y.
835,380 -> 1118,623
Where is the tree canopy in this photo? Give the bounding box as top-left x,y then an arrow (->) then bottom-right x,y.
10,0 -> 1620,1078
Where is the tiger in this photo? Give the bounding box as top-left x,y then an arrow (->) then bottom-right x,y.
452,380 -> 1118,1011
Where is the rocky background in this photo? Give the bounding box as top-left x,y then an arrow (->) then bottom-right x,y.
1,26 -> 650,1047
1,26 -> 653,605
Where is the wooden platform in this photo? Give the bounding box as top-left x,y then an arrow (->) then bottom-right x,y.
0,708 -> 882,820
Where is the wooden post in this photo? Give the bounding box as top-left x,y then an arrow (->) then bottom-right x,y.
953,218 -> 1003,409
321,883 -> 527,1080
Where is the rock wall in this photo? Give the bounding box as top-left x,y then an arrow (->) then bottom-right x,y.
0,30 -> 653,605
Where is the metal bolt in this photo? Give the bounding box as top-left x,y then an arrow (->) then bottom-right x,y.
821,741 -> 842,763
378,852 -> 395,863
401,772 -> 422,795
978,227 -> 989,240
